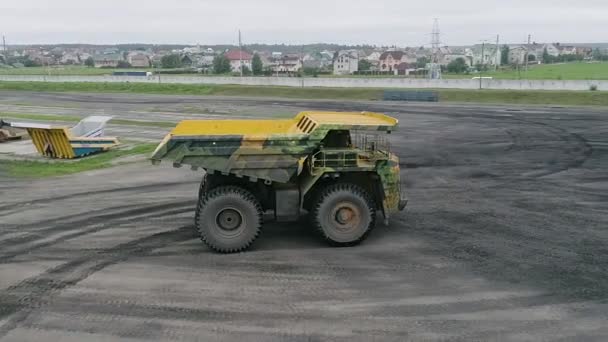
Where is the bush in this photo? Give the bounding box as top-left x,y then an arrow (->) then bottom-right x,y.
590,84 -> 598,91
161,54 -> 183,69
116,60 -> 131,68
447,58 -> 468,74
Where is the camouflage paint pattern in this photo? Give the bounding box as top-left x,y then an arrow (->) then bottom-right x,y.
151,111 -> 406,215
375,153 -> 406,217
151,111 -> 399,184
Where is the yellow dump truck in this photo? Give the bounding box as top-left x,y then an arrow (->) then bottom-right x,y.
152,111 -> 407,253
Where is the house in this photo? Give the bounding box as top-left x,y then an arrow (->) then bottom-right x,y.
543,44 -> 560,57
60,53 -> 81,65
508,46 -> 528,65
557,44 -> 577,55
360,51 -> 381,71
524,43 -> 545,61
379,51 -> 405,72
93,54 -> 122,68
181,54 -> 193,67
196,55 -> 215,68
576,47 -> 593,58
304,52 -> 334,70
128,53 -> 150,67
333,50 -> 359,75
467,44 -> 501,66
224,49 -> 253,73
271,55 -> 302,73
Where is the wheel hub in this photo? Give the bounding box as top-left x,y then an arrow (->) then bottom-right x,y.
216,208 -> 243,231
332,202 -> 361,230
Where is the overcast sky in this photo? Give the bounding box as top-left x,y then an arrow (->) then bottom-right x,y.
2,0 -> 607,46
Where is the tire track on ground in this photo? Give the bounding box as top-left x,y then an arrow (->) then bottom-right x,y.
0,181 -> 197,213
0,201 -> 195,262
0,225 -> 193,338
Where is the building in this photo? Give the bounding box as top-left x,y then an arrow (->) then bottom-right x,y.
557,44 -> 577,55
60,53 -> 81,65
508,46 -> 528,65
224,50 -> 253,73
272,55 -> 302,73
379,51 -> 405,72
93,54 -> 122,68
333,50 -> 359,75
543,43 -> 560,57
466,44 -> 501,66
181,54 -> 193,67
128,53 -> 150,68
576,47 -> 593,58
303,52 -> 333,70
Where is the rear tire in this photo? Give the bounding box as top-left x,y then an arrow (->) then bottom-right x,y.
311,183 -> 376,246
194,175 -> 208,234
196,185 -> 262,253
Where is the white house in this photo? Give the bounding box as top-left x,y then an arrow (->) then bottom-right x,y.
466,45 -> 501,66
333,50 -> 359,75
543,44 -> 560,57
60,53 -> 81,65
508,46 -> 528,64
225,50 -> 253,73
272,55 -> 302,73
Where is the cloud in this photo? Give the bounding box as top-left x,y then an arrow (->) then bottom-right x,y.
1,0 -> 606,45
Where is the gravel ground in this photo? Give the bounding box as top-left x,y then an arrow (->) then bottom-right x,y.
0,92 -> 607,341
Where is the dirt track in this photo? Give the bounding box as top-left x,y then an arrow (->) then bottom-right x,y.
1,92 -> 607,341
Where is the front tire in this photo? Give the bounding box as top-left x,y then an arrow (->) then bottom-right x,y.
311,183 -> 376,246
196,185 -> 262,253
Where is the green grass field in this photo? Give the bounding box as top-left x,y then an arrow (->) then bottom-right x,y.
2,62 -> 607,80
3,143 -> 156,177
0,66 -> 181,75
0,81 -> 607,106
447,62 -> 608,80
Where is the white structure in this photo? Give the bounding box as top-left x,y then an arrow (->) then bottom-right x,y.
508,46 -> 528,64
272,55 -> 302,73
333,50 -> 359,75
544,44 -> 560,57
225,50 -> 253,73
466,45 -> 501,66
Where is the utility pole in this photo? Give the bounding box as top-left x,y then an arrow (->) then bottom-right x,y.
238,30 -> 243,77
480,41 -> 485,90
495,34 -> 500,71
525,34 -> 531,76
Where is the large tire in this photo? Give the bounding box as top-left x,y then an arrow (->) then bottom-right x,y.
194,175 -> 208,234
196,185 -> 262,253
311,183 -> 376,246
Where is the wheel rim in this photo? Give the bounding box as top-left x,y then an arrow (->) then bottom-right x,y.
330,202 -> 361,232
216,208 -> 244,233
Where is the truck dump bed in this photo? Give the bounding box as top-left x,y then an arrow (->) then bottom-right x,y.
151,111 -> 398,183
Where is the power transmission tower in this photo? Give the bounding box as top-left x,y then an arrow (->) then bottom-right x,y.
2,35 -> 6,54
429,18 -> 442,80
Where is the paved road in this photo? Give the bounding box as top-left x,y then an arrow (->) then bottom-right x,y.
0,92 -> 607,341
